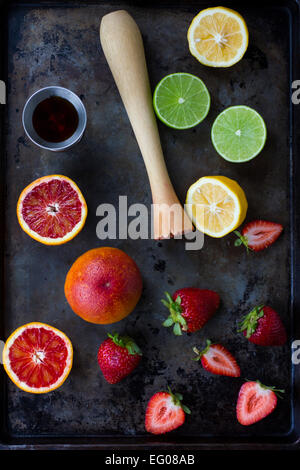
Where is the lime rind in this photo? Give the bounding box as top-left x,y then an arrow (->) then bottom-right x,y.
211,105 -> 267,163
153,73 -> 210,130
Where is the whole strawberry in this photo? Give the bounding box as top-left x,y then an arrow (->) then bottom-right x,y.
97,332 -> 142,384
238,305 -> 287,346
162,288 -> 220,335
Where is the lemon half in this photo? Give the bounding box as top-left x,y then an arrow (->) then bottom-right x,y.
186,175 -> 248,237
187,7 -> 249,67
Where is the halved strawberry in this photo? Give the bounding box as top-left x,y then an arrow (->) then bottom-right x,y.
238,305 -> 287,346
236,381 -> 284,426
193,340 -> 240,377
234,220 -> 283,252
145,387 -> 191,435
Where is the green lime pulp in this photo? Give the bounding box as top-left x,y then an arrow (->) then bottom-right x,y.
153,73 -> 210,130
211,105 -> 267,162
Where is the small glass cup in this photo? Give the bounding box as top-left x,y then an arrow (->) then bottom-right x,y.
22,86 -> 87,152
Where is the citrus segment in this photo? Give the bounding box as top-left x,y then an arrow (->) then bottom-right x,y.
186,175 -> 248,237
188,7 -> 248,67
211,106 -> 267,162
153,73 -> 210,129
3,322 -> 73,393
17,175 -> 87,245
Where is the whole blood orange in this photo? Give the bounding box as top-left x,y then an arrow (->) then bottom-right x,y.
64,247 -> 143,324
2,322 -> 73,393
17,175 -> 87,245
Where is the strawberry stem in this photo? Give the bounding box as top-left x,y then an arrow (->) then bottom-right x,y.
107,332 -> 142,356
161,292 -> 187,336
246,379 -> 285,399
234,230 -> 251,253
193,339 -> 212,361
166,386 -> 191,414
238,305 -> 264,338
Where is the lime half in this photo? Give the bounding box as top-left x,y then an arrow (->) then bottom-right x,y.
153,73 -> 210,129
211,105 -> 267,162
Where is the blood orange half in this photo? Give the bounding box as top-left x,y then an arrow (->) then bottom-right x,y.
17,175 -> 87,245
2,322 -> 73,393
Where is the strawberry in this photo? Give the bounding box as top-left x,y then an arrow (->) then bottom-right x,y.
234,220 -> 283,252
238,305 -> 287,346
236,380 -> 284,426
193,340 -> 240,377
145,387 -> 191,435
161,288 -> 220,335
97,332 -> 142,384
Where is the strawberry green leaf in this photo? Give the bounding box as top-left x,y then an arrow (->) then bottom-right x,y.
192,348 -> 202,362
193,340 -> 212,360
255,380 -> 285,399
107,332 -> 142,356
234,230 -> 251,253
238,305 -> 264,338
182,405 -> 191,415
174,392 -> 183,401
163,317 -> 174,327
178,316 -> 187,327
173,323 -> 182,336
166,386 -> 192,415
257,381 -> 285,393
161,292 -> 187,336
165,292 -> 173,304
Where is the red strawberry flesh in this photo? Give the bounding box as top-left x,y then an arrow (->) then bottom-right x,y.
236,381 -> 279,426
242,220 -> 283,251
145,392 -> 185,435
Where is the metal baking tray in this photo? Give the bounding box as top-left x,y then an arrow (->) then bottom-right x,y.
0,0 -> 300,450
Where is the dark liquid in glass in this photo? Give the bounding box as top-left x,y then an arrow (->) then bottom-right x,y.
32,96 -> 79,143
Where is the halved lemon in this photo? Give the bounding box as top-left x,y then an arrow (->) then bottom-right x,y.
17,175 -> 87,245
3,322 -> 73,393
186,175 -> 248,237
187,7 -> 249,67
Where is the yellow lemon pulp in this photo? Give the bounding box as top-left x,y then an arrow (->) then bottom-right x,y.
188,7 -> 249,67
186,176 -> 248,237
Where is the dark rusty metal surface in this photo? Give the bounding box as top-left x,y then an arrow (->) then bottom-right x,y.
1,0 -> 297,445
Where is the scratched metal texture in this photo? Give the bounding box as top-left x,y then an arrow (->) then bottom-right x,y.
0,0 -> 296,445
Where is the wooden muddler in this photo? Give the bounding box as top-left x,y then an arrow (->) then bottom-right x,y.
100,10 -> 193,239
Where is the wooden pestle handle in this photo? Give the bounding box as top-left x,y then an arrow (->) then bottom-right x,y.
100,11 -> 193,238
